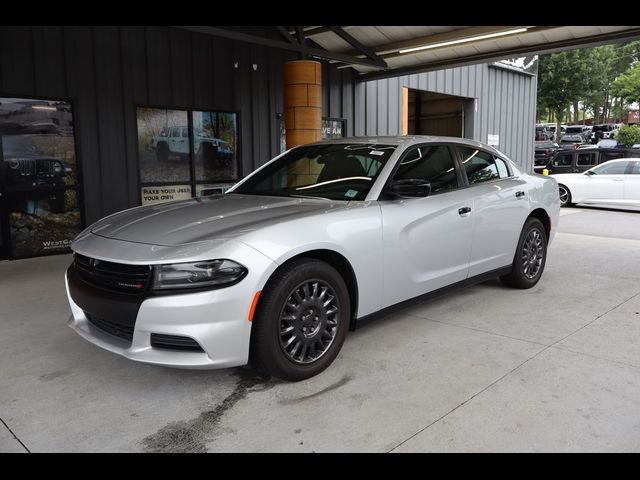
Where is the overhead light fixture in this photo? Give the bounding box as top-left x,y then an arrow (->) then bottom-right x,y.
399,27 -> 529,54
31,105 -> 57,111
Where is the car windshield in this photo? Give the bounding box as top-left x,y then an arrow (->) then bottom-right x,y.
232,143 -> 396,201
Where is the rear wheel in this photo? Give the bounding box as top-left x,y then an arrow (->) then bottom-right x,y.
500,217 -> 548,289
558,184 -> 573,207
250,258 -> 350,381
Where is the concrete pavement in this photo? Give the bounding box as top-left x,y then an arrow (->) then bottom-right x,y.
1,206 -> 639,452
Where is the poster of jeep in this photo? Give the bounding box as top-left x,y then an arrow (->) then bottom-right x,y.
192,111 -> 238,182
136,107 -> 190,183
0,97 -> 81,258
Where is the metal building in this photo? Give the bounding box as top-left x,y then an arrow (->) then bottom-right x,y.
354,60 -> 539,172
2,26 -> 639,260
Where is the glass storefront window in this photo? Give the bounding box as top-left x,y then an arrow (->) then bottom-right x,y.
0,97 -> 82,258
136,107 -> 191,184
192,111 -> 239,183
137,107 -> 240,206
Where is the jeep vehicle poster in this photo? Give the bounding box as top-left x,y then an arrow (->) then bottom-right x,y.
0,97 -> 82,258
136,107 -> 190,183
192,111 -> 238,182
137,107 -> 240,206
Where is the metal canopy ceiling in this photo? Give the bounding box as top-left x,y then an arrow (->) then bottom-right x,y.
178,26 -> 640,81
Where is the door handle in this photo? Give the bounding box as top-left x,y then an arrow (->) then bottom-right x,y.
515,191 -> 526,198
458,207 -> 471,217
612,177 -> 624,181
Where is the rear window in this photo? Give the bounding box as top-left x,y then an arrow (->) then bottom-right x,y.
457,147 -> 500,184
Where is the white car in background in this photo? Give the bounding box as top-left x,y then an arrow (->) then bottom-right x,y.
552,158 -> 640,208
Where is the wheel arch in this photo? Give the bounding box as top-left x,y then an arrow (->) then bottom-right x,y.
264,249 -> 359,329
528,208 -> 551,242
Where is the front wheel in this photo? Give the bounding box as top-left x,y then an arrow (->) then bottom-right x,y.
558,184 -> 573,207
500,217 -> 548,289
250,258 -> 350,381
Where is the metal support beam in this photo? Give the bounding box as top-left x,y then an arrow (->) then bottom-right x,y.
295,26 -> 306,45
358,27 -> 640,81
175,26 -> 386,69
276,26 -> 296,44
327,26 -> 387,68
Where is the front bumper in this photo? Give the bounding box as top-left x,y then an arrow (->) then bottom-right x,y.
65,236 -> 277,369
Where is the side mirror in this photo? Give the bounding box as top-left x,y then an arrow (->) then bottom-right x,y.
585,170 -> 596,176
390,178 -> 431,198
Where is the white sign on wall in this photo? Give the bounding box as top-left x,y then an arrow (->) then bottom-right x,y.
141,185 -> 193,205
488,134 -> 500,146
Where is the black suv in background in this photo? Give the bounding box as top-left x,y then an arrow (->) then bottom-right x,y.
534,140 -> 559,169
534,146 -> 640,175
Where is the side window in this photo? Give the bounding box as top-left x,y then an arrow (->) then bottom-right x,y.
593,162 -> 630,175
181,127 -> 189,138
632,161 -> 640,175
495,157 -> 510,178
457,147 -> 500,184
577,153 -> 596,166
393,145 -> 459,194
553,153 -> 573,166
600,152 -> 624,164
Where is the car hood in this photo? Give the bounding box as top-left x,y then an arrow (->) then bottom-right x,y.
89,194 -> 347,246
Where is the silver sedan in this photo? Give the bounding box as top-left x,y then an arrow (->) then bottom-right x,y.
66,136 -> 560,381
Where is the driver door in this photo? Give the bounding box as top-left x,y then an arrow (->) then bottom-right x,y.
379,144 -> 474,307
579,161 -> 629,202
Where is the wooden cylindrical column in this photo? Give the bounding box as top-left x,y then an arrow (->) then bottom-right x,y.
285,60 -> 322,149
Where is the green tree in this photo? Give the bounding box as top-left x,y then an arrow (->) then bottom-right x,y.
539,42 -> 640,126
538,50 -> 592,136
616,124 -> 640,148
612,62 -> 640,106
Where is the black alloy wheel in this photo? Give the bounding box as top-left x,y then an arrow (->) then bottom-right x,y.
250,258 -> 350,381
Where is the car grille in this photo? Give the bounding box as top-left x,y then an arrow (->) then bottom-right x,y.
74,253 -> 152,294
150,334 -> 205,352
85,312 -> 134,343
8,157 -> 61,176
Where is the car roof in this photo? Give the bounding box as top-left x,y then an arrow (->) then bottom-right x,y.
314,135 -> 491,150
599,157 -> 639,164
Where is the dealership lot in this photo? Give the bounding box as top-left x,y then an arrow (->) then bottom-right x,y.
1,207 -> 640,452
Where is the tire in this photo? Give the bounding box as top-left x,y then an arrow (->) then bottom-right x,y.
156,142 -> 169,162
250,258 -> 350,381
558,184 -> 573,207
500,217 -> 548,289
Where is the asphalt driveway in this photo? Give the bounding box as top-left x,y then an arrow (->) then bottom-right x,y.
1,206 -> 640,452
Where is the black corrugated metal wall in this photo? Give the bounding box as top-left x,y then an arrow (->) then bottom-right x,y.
0,26 -> 356,224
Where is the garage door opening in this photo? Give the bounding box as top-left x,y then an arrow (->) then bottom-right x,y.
404,88 -> 474,138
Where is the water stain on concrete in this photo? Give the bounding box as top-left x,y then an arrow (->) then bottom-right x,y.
38,370 -> 69,381
141,367 -> 273,453
279,375 -> 352,405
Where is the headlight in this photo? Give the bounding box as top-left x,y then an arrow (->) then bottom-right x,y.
152,259 -> 247,290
